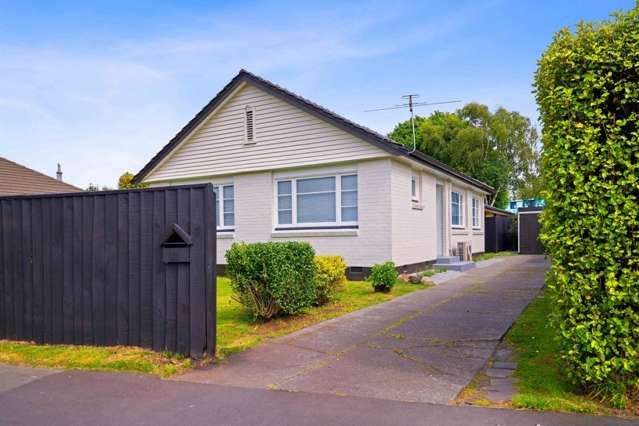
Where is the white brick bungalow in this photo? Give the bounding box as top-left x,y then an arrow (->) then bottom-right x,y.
133,70 -> 493,278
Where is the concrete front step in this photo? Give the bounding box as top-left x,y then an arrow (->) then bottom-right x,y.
433,261 -> 476,272
435,256 -> 461,264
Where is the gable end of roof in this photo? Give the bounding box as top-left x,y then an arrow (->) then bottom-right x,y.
133,69 -> 494,194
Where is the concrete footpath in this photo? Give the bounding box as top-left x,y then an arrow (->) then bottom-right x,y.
176,255 -> 549,404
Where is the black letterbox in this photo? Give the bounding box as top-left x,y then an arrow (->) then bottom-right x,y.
162,224 -> 192,263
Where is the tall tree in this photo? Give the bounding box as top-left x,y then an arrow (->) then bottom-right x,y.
388,103 -> 541,208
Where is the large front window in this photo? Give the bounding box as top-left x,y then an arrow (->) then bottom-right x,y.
214,185 -> 234,230
276,174 -> 358,227
451,190 -> 464,228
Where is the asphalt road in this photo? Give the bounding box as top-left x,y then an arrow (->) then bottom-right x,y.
0,368 -> 636,426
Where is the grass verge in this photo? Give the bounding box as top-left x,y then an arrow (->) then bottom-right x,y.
506,290 -> 632,416
216,278 -> 428,358
0,341 -> 191,377
474,251 -> 517,262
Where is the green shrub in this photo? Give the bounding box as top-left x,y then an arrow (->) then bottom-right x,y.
225,242 -> 316,319
534,8 -> 639,407
314,255 -> 347,305
368,262 -> 397,293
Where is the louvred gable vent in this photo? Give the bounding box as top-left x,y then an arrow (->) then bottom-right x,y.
245,108 -> 254,142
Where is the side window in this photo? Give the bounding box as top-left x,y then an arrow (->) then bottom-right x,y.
411,173 -> 419,202
451,190 -> 464,227
214,184 -> 235,229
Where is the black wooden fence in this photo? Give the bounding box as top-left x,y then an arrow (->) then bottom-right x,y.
0,184 -> 216,357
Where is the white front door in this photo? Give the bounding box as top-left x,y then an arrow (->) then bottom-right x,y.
436,184 -> 445,256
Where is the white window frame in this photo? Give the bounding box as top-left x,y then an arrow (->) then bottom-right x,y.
451,190 -> 464,228
411,172 -> 420,203
244,105 -> 256,144
274,173 -> 358,228
213,184 -> 235,231
472,197 -> 481,229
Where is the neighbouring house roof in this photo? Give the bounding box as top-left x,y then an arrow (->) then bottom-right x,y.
485,205 -> 515,217
133,69 -> 494,193
0,157 -> 82,196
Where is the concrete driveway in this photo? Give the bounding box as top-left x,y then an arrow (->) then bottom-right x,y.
176,255 -> 549,404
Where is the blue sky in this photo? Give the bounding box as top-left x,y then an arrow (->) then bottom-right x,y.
0,0 -> 634,188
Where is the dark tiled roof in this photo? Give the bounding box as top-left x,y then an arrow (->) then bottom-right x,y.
0,157 -> 82,196
133,70 -> 494,193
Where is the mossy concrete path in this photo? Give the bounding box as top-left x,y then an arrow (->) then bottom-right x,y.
176,255 -> 549,404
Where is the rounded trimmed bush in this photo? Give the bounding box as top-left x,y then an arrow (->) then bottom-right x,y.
314,255 -> 347,305
225,242 -> 316,319
368,262 -> 397,293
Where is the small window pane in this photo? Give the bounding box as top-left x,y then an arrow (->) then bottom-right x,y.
297,177 -> 335,194
278,181 -> 291,195
278,210 -> 292,224
342,206 -> 357,222
222,185 -> 235,226
341,191 -> 357,206
278,195 -> 292,210
297,192 -> 336,222
341,175 -> 357,191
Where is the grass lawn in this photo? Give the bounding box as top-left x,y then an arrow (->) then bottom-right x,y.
0,341 -> 191,377
216,277 -> 427,358
473,251 -> 517,262
507,290 -> 631,416
0,278 -> 427,375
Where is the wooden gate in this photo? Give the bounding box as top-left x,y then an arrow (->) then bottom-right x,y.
518,207 -> 544,255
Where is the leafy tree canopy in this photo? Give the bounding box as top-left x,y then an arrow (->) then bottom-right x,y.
118,171 -> 148,190
388,103 -> 541,207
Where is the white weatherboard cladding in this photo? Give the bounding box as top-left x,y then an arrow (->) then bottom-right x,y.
145,84 -> 388,182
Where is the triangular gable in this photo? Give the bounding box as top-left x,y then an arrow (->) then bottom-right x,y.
134,70 -> 493,194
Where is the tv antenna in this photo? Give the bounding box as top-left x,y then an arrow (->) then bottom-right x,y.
365,95 -> 461,154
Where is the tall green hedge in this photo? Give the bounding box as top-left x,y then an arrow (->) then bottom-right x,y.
534,8 -> 639,406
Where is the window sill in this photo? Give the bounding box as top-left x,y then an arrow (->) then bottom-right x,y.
411,202 -> 424,210
217,231 -> 235,239
272,228 -> 359,238
452,229 -> 468,235
472,229 -> 484,235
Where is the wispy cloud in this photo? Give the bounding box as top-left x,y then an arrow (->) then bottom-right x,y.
0,0 -> 500,188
